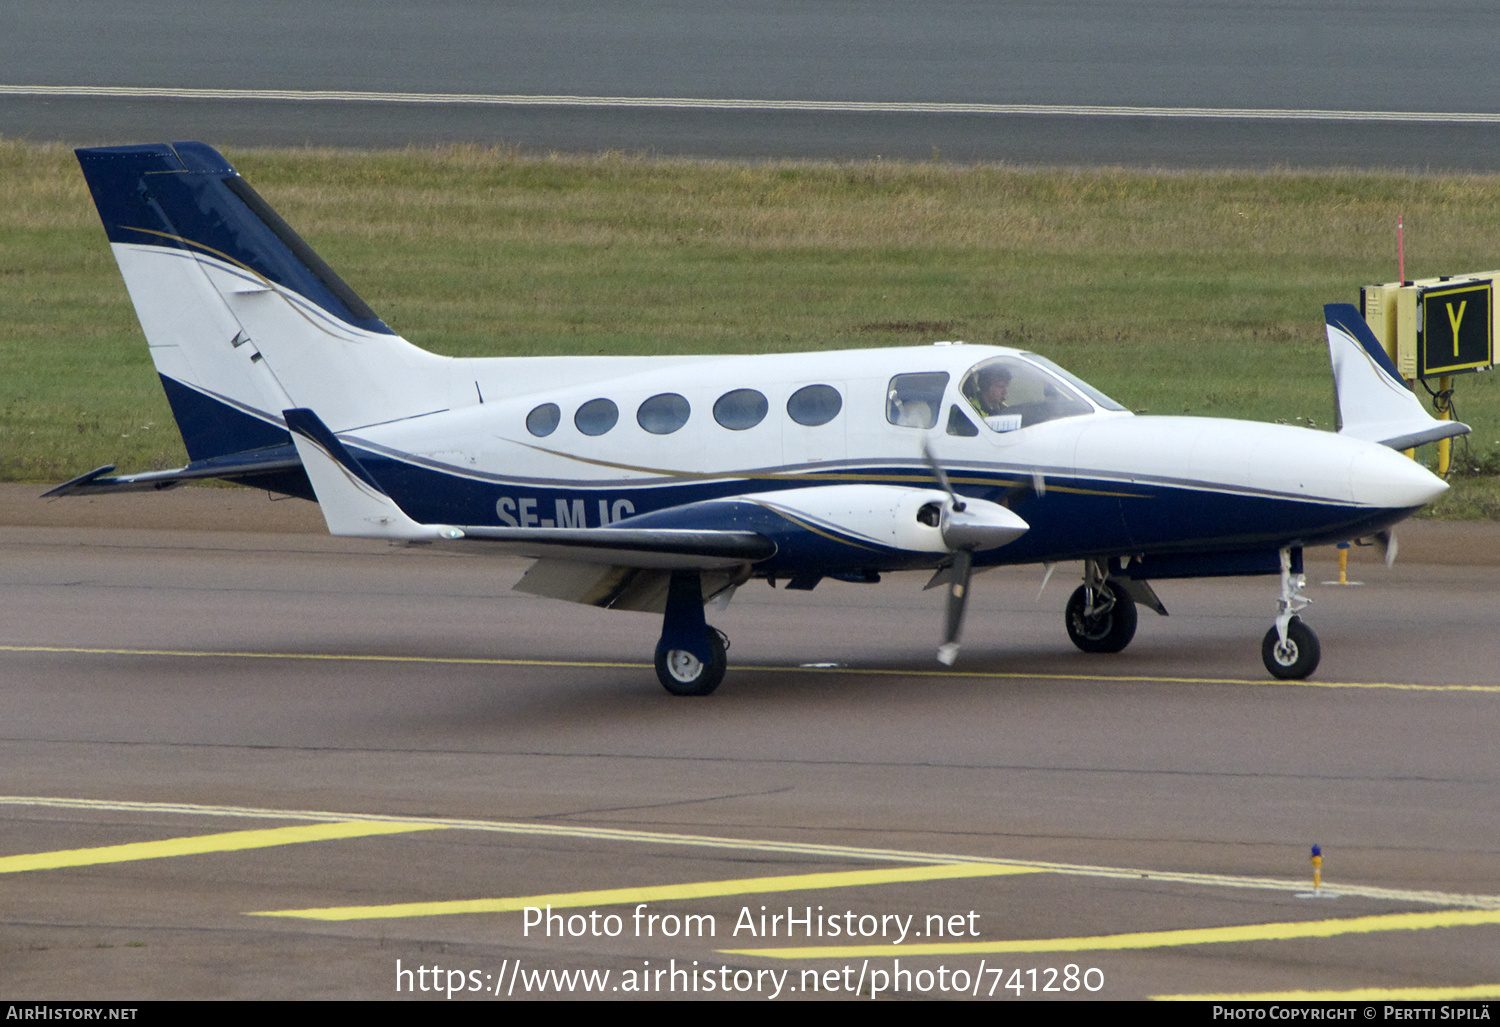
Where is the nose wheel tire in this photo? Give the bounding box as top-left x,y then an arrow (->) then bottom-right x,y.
1065,582 -> 1138,653
1261,617 -> 1320,679
655,629 -> 728,696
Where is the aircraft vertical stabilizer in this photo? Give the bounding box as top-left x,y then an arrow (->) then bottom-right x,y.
74,143 -> 455,440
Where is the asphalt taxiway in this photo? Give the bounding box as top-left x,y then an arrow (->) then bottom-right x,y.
1,486 -> 1497,1000
7,0 -> 1500,168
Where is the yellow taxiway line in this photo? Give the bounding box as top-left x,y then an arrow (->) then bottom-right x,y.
722,909 -> 1500,960
0,820 -> 445,874
0,643 -> 640,671
3,643 -> 1497,693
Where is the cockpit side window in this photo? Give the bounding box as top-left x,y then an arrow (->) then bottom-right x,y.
946,405 -> 978,437
959,357 -> 1095,432
885,372 -> 948,429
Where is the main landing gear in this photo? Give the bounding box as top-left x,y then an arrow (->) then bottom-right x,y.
1262,547 -> 1319,679
655,630 -> 727,696
1065,559 -> 1139,654
655,571 -> 729,696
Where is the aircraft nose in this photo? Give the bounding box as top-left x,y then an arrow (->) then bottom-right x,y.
1350,446 -> 1448,509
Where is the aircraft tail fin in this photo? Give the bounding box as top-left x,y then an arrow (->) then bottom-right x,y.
74,143 -> 453,464
284,408 -> 459,540
1323,303 -> 1470,450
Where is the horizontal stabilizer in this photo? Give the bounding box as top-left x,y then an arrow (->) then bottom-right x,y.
1325,303 -> 1470,450
42,446 -> 304,498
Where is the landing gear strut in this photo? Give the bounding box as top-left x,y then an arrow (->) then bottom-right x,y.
655,571 -> 729,696
1262,547 -> 1319,679
1065,559 -> 1138,654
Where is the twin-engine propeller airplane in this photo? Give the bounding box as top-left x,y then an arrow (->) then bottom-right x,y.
54,142 -> 1468,695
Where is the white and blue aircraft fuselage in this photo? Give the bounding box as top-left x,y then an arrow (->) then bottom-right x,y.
55,142 -> 1466,694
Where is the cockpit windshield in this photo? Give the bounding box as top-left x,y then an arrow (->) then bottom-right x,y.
958,355 -> 1120,432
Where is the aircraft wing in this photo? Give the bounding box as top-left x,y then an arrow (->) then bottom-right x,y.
456,526 -> 776,568
1325,303 -> 1471,449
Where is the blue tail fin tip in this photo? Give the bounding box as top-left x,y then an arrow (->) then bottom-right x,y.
1324,302 -> 1407,387
74,142 -> 391,335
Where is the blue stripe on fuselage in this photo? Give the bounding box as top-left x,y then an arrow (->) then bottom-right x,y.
347,446 -> 1408,574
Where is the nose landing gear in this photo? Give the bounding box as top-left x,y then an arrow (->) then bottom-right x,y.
1262,547 -> 1319,679
1262,617 -> 1319,679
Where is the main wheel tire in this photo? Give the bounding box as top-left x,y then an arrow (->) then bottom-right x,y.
1065,581 -> 1138,654
1261,617 -> 1320,679
654,628 -> 727,696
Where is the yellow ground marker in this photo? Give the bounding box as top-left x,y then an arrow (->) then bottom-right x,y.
0,820 -> 445,874
3,643 -> 1498,692
1155,983 -> 1500,1001
250,862 -> 1041,921
722,909 -> 1500,959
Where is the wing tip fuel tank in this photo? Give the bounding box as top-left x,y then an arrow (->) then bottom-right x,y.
1324,302 -> 1471,450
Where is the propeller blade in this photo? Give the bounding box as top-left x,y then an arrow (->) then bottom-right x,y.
997,469 -> 1045,506
923,440 -> 1028,551
1375,529 -> 1398,568
920,440 -> 965,512
937,547 -> 973,666
1037,561 -> 1056,599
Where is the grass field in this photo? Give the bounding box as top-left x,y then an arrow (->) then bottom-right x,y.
3,139 -> 1497,516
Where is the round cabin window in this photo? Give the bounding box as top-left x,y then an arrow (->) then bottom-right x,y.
574,398 -> 619,436
786,384 -> 842,427
637,393 -> 691,435
713,389 -> 769,431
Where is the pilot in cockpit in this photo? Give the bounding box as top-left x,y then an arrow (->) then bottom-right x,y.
958,356 -> 1099,433
970,364 -> 1012,416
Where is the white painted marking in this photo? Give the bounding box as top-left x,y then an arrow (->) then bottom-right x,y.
3,796 -> 1497,910
5,85 -> 1500,124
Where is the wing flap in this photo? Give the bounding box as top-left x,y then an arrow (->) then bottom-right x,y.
513,561 -> 671,610
513,560 -> 745,612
